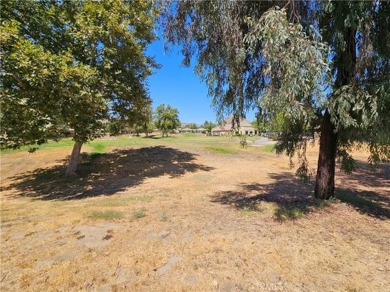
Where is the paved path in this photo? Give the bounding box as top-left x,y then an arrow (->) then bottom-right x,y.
251,137 -> 278,147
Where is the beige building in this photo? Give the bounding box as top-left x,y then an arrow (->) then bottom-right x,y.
211,116 -> 258,136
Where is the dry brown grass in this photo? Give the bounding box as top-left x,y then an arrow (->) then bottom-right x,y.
1,136 -> 389,291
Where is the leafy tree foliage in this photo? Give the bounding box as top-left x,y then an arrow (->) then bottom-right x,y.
154,104 -> 180,137
163,0 -> 390,199
186,123 -> 198,130
163,0 -> 274,124
134,121 -> 155,137
1,0 -> 158,175
202,121 -> 217,133
133,102 -> 155,136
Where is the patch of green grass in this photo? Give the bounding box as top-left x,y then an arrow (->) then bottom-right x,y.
1,134 -> 259,156
90,142 -> 106,154
89,195 -> 153,207
237,203 -> 263,217
88,210 -> 124,220
181,133 -> 199,138
245,136 -> 259,142
205,146 -> 236,154
1,138 -> 75,155
88,136 -> 134,150
314,197 -> 335,209
274,207 -> 305,221
89,198 -> 129,207
261,144 -> 275,153
132,208 -> 146,219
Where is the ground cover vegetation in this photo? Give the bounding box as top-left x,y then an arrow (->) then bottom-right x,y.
1,134 -> 389,290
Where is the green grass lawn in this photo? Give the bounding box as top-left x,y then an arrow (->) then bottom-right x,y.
1,133 -> 272,156
0,138 -> 75,155
261,144 -> 275,153
205,146 -> 236,154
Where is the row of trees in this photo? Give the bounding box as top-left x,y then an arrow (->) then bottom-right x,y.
116,104 -> 180,137
182,121 -> 217,132
108,108 -> 217,136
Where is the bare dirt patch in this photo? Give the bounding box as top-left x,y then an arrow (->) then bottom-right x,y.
1,137 -> 389,291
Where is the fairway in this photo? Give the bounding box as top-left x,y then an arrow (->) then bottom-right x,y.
1,134 -> 389,291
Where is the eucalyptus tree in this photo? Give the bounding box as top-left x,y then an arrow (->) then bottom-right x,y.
1,0 -> 158,176
163,0 -> 390,199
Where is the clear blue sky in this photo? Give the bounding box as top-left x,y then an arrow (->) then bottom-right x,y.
146,36 -> 256,125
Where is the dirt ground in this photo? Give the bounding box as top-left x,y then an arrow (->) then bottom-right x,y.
1,137 -> 389,291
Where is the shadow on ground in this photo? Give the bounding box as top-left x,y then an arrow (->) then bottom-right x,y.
211,166 -> 389,221
5,146 -> 213,200
141,135 -> 176,140
211,173 -> 316,221
336,189 -> 389,219
335,161 -> 390,219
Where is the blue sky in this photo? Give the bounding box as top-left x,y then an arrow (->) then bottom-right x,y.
146,37 -> 256,125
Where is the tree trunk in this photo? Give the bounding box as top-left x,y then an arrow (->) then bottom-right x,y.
144,123 -> 149,137
314,111 -> 338,200
314,25 -> 356,200
65,141 -> 83,176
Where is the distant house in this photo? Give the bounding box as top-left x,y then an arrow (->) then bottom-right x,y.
196,127 -> 207,134
211,116 -> 258,136
211,125 -> 229,136
179,122 -> 208,134
181,128 -> 193,133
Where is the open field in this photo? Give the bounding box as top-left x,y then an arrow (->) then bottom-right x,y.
1,134 -> 389,291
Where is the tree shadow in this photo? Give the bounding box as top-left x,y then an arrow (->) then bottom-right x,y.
211,166 -> 389,221
4,146 -> 213,200
211,173 -> 316,221
141,135 -> 163,139
341,160 -> 390,189
335,160 -> 390,219
141,135 -> 176,140
336,189 -> 389,219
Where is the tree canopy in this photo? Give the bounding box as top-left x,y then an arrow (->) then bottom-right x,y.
1,0 -> 159,175
163,0 -> 390,199
202,121 -> 217,133
154,104 -> 180,137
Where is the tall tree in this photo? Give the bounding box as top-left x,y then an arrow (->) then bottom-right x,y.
154,104 -> 180,137
1,0 -> 159,176
187,123 -> 198,130
202,121 -> 217,133
133,101 -> 154,137
163,0 -> 390,199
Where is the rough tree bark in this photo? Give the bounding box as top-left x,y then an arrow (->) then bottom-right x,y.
314,27 -> 356,199
314,111 -> 338,199
65,140 -> 83,176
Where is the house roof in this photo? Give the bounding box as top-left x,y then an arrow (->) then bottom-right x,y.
211,116 -> 254,132
211,125 -> 227,132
